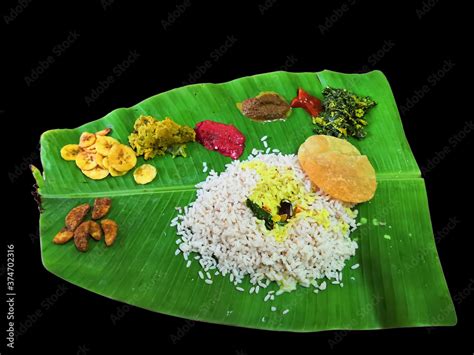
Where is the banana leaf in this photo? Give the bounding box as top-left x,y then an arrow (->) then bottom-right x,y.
33,70 -> 456,331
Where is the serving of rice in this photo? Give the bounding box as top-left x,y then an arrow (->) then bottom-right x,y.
172,151 -> 359,294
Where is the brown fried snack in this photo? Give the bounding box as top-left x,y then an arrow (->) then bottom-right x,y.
87,220 -> 102,241
101,219 -> 118,246
65,204 -> 90,231
53,228 -> 74,244
92,198 -> 112,220
74,221 -> 90,252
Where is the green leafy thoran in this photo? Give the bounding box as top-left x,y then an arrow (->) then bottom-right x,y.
313,87 -> 376,139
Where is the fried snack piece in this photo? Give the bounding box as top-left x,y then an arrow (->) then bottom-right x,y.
92,198 -> 112,220
133,164 -> 157,185
298,135 -> 360,159
101,219 -> 118,246
303,151 -> 376,203
79,132 -> 96,148
82,166 -> 109,180
86,220 -> 102,241
65,204 -> 90,231
108,144 -> 137,172
76,151 -> 97,171
96,128 -> 112,136
60,144 -> 81,161
74,221 -> 90,252
96,136 -> 119,156
53,228 -> 74,244
298,135 -> 376,204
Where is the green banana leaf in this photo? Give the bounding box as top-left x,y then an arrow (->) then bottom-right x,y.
33,70 -> 456,332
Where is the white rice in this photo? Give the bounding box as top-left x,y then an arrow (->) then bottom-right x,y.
174,153 -> 358,293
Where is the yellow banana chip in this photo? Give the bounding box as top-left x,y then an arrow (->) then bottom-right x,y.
82,166 -> 110,180
108,166 -> 128,177
95,153 -> 105,168
96,136 -> 119,156
108,144 -> 137,172
61,127 -> 136,181
76,151 -> 97,171
79,132 -> 96,148
60,144 -> 81,161
133,164 -> 157,185
84,143 -> 97,154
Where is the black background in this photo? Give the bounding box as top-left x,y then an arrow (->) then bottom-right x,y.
2,0 -> 472,354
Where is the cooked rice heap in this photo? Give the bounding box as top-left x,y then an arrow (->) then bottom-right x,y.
173,152 -> 358,292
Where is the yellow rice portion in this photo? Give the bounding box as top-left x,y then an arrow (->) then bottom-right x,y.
241,160 -> 349,242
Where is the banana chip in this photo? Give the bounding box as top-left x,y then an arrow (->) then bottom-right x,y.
95,153 -> 105,168
102,156 -> 110,169
298,135 -> 376,204
60,144 -> 81,161
96,136 -> 119,156
84,143 -> 97,154
108,144 -> 137,172
76,151 -> 97,171
108,166 -> 128,177
61,128 -> 136,180
82,166 -> 110,180
133,164 -> 157,185
79,132 -> 96,148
